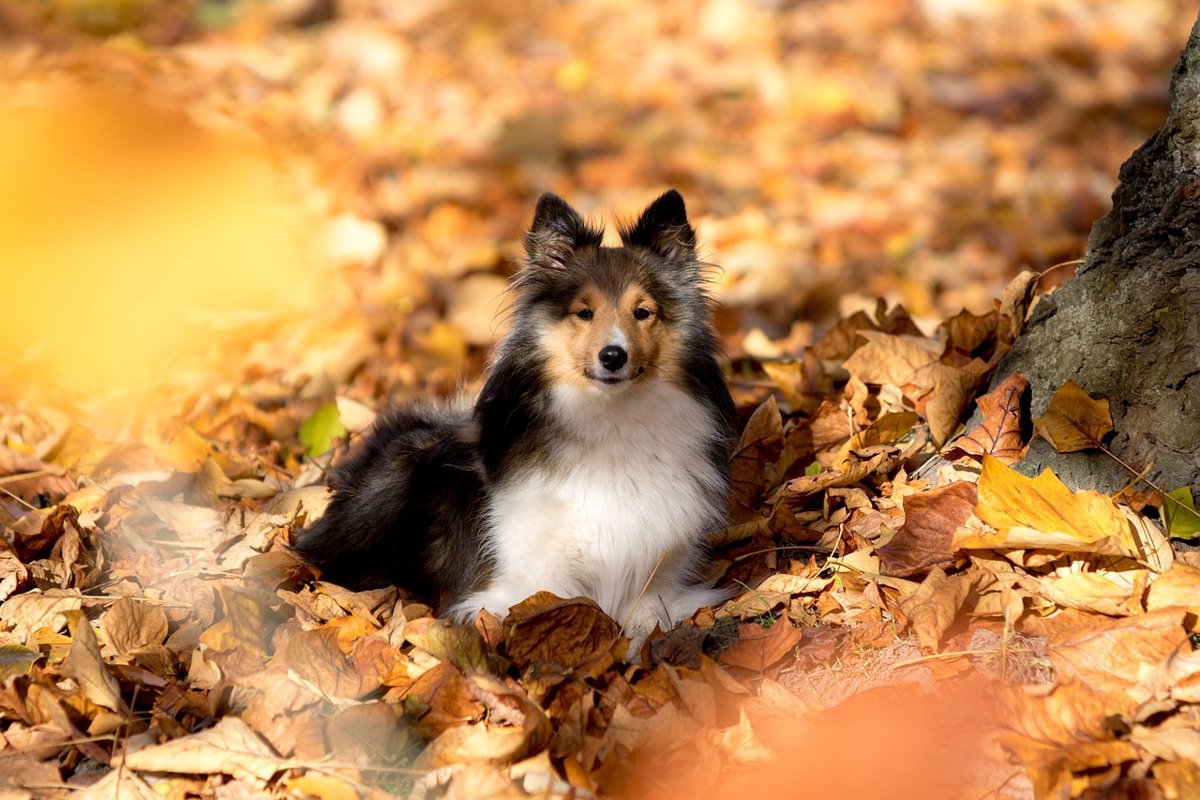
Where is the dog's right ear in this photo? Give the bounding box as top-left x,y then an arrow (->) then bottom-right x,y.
524,193 -> 603,270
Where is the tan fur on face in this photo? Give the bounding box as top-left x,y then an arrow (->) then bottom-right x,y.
543,284 -> 680,389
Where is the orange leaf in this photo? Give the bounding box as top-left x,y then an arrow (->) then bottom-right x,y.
718,619 -> 802,672
1034,380 -> 1113,453
942,372 -> 1029,463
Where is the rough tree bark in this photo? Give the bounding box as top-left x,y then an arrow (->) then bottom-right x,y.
992,13 -> 1200,494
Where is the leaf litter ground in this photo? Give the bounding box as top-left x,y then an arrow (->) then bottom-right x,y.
1,2 -> 1199,798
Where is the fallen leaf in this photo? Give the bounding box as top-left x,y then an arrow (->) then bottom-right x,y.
1047,607 -> 1188,716
100,596 -> 169,658
1164,486 -> 1200,540
942,372 -> 1029,463
502,594 -> 618,669
842,330 -> 942,390
62,610 -> 124,712
877,481 -> 977,578
835,411 -> 919,468
719,619 -> 802,672
405,617 -> 501,675
1033,380 -> 1113,453
963,455 -> 1136,557
0,644 -> 39,680
198,585 -> 274,657
121,717 -> 292,785
299,402 -> 347,458
0,588 -> 82,639
283,625 -> 379,699
900,568 -> 983,654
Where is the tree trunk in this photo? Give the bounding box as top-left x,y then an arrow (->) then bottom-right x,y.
994,13 -> 1200,493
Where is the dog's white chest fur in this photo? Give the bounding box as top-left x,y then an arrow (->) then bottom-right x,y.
448,381 -> 726,632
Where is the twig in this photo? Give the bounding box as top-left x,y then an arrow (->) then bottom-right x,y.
620,549 -> 669,635
1097,442 -> 1200,524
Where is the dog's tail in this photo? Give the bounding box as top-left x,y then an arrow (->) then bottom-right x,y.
289,402 -> 484,599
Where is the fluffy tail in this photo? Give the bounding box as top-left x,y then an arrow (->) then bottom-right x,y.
290,403 -> 485,601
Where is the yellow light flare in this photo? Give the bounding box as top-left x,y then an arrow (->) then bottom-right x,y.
0,82 -> 330,430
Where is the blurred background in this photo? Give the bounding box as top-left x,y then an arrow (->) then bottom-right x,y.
0,0 -> 1192,440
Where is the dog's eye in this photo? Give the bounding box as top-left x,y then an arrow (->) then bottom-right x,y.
575,308 -> 594,321
633,307 -> 653,321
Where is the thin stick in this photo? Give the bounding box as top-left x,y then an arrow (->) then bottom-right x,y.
1098,442 -> 1200,523
0,469 -> 61,485
0,483 -> 38,511
620,549 -> 670,636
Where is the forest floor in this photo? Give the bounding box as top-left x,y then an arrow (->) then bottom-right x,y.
1,1 -> 1199,798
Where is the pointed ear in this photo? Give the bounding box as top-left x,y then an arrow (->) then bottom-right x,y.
524,193 -> 603,269
620,189 -> 696,262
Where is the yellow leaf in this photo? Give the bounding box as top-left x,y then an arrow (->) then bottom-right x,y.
1034,381 -> 1113,453
964,455 -> 1136,556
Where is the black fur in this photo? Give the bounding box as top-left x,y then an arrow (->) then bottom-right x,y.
290,404 -> 489,602
291,190 -> 737,614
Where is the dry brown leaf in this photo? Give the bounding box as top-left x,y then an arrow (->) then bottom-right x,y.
834,411 -> 919,468
728,395 -> 784,510
1028,569 -> 1149,617
877,481 -> 977,578
719,620 -> 802,672
0,588 -> 82,639
1146,563 -> 1200,613
501,593 -> 618,669
961,455 -> 1136,556
942,372 -> 1029,463
403,660 -> 487,738
1047,607 -> 1188,716
121,717 -> 292,785
283,625 -> 379,699
900,568 -> 982,654
100,596 -> 169,658
918,360 -> 992,446
405,617 -> 499,675
61,610 -> 123,712
1034,380 -> 1113,453
842,330 -> 943,390
197,584 -> 274,657
142,499 -> 226,547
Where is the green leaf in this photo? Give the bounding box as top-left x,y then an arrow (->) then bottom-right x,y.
804,461 -> 822,477
0,645 -> 40,681
298,403 -> 346,459
1164,487 -> 1200,541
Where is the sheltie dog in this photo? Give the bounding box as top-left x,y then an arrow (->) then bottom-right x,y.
292,190 -> 737,645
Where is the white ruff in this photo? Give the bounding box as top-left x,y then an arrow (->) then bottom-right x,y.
446,380 -> 726,639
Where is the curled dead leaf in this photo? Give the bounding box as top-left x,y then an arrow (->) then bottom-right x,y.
501,594 -> 618,669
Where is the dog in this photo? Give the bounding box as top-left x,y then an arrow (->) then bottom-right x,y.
292,190 -> 737,645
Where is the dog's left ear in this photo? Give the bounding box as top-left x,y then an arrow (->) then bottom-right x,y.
525,193 -> 603,270
621,190 -> 697,263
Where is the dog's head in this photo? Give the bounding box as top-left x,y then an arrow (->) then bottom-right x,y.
515,190 -> 708,392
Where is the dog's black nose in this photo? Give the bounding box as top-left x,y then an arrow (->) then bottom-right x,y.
598,345 -> 628,372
